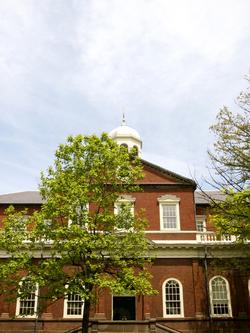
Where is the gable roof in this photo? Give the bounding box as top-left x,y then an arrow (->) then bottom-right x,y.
0,191 -> 43,204
0,161 -> 197,204
141,159 -> 196,188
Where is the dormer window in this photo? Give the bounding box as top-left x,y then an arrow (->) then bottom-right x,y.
158,195 -> 180,230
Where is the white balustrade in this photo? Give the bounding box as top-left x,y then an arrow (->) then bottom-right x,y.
196,232 -> 236,243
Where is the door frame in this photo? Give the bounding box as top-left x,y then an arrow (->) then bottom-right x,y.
112,295 -> 136,320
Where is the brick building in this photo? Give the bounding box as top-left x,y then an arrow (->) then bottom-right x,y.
0,121 -> 249,333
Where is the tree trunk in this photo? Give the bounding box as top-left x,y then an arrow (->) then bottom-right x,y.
82,298 -> 91,333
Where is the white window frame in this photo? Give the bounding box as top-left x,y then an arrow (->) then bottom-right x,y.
158,195 -> 180,231
63,288 -> 84,318
68,203 -> 89,227
114,195 -> 135,216
209,276 -> 232,317
114,195 -> 135,232
196,215 -> 206,232
162,278 -> 184,318
16,279 -> 39,318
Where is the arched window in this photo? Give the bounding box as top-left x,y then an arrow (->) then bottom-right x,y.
16,279 -> 38,317
162,278 -> 184,317
132,145 -> 138,156
210,276 -> 232,317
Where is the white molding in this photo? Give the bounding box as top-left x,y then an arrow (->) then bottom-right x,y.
145,230 -> 197,234
15,281 -> 38,318
209,276 -> 232,318
63,291 -> 84,318
112,295 -> 136,320
157,194 -> 180,202
162,278 -> 184,318
159,202 -> 180,231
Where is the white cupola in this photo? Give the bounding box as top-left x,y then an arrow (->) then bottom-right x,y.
109,115 -> 142,157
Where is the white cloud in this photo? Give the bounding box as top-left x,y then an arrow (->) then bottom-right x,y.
0,0 -> 249,193
73,0 -> 250,109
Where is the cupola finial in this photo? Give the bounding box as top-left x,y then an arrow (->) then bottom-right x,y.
121,113 -> 126,126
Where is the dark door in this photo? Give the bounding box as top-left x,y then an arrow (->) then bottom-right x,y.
113,296 -> 136,320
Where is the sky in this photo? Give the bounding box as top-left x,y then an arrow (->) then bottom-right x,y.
0,0 -> 249,194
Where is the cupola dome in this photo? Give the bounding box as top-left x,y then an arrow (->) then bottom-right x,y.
109,116 -> 142,157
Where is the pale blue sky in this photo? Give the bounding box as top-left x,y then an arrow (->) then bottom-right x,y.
0,0 -> 249,194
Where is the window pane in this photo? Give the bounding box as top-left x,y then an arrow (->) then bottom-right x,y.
67,293 -> 83,316
162,205 -> 176,229
196,220 -> 204,232
211,277 -> 230,315
18,283 -> 37,316
165,280 -> 181,315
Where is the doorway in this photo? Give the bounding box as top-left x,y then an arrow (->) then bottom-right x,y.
113,296 -> 136,320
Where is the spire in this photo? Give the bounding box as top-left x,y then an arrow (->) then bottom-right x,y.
121,113 -> 126,126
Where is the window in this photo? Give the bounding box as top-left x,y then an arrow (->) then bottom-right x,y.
16,280 -> 38,317
114,195 -> 135,215
114,200 -> 134,216
196,215 -> 206,232
64,292 -> 84,318
68,203 -> 89,227
162,278 -> 184,317
114,195 -> 135,231
158,195 -> 180,230
210,276 -> 232,317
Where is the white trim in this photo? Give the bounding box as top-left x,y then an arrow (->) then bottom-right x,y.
209,276 -> 232,317
162,278 -> 184,318
114,196 -> 135,232
68,203 -> 89,227
112,295 -> 136,320
145,230 -> 197,234
63,289 -> 84,318
114,196 -> 135,216
158,195 -> 180,231
196,215 -> 206,232
153,240 -> 198,244
15,280 -> 38,318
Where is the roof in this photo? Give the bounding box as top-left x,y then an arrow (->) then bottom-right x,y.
142,159 -> 197,187
0,190 -> 225,205
0,191 -> 43,204
109,117 -> 141,142
0,161 -> 197,204
194,191 -> 226,205
109,125 -> 141,142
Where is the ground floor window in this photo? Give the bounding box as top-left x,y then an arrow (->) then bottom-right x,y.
162,278 -> 184,317
210,276 -> 232,317
64,292 -> 84,318
16,280 -> 38,317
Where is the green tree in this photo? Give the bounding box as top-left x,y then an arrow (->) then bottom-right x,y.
0,134 -> 155,333
208,75 -> 250,240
